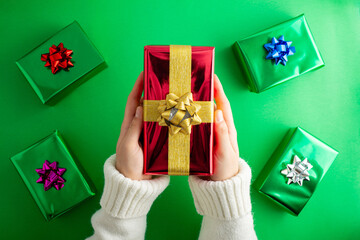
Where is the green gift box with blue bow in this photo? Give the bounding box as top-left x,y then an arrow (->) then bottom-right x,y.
234,14 -> 324,93
254,127 -> 338,216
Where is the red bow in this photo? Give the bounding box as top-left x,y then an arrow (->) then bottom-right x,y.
41,43 -> 74,74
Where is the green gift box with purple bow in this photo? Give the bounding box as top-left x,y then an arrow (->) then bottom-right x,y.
10,130 -> 95,221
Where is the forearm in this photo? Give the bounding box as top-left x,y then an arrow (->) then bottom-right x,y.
87,155 -> 169,240
88,209 -> 146,240
199,214 -> 255,240
189,158 -> 257,240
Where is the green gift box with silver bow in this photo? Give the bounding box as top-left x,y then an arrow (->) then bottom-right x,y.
254,127 -> 338,215
234,14 -> 324,93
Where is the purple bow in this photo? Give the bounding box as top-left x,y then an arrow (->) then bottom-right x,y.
36,160 -> 66,191
264,35 -> 296,66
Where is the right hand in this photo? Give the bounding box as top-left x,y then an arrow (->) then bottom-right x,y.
115,72 -> 151,180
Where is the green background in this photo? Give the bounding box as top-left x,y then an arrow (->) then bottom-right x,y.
0,0 -> 359,239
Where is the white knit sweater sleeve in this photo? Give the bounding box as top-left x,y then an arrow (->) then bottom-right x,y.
188,158 -> 257,240
87,154 -> 170,240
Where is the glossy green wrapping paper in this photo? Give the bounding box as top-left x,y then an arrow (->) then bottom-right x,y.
234,14 -> 324,93
10,130 -> 95,221
16,21 -> 105,103
254,127 -> 338,215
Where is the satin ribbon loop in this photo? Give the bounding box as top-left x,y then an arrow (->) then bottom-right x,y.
264,35 -> 296,66
157,92 -> 201,135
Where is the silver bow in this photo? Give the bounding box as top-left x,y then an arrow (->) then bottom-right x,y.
281,155 -> 313,186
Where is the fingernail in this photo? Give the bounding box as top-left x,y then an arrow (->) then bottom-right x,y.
216,110 -> 223,122
135,106 -> 142,118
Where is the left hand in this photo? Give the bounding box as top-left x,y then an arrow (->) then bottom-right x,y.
210,75 -> 240,181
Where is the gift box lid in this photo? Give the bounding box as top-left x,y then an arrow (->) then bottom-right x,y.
254,127 -> 338,215
16,21 -> 105,103
234,14 -> 325,93
10,130 -> 95,221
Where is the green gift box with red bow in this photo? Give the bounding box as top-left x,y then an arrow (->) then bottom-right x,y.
16,21 -> 105,103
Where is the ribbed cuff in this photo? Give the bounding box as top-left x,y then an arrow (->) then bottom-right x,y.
189,158 -> 252,220
100,154 -> 170,219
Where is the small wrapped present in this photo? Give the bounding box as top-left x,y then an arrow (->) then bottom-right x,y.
234,14 -> 324,93
16,21 -> 105,103
143,45 -> 214,175
10,130 -> 95,221
254,127 -> 338,215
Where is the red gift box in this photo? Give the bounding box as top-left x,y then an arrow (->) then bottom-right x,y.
143,45 -> 214,175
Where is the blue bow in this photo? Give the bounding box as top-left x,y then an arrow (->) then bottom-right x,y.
264,36 -> 296,66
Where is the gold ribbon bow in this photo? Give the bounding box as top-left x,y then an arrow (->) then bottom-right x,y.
144,45 -> 213,175
158,92 -> 201,135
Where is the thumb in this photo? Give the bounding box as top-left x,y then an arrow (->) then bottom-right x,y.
125,106 -> 143,143
214,110 -> 232,155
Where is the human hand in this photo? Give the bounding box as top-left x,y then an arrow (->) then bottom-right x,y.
211,75 -> 240,181
115,72 -> 238,181
115,72 -> 151,180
